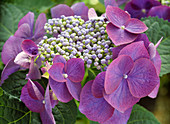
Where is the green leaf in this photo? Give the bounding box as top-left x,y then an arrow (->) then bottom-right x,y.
141,17 -> 170,76
0,90 -> 41,124
99,0 -> 104,5
53,100 -> 77,124
128,104 -> 160,124
1,71 -> 28,100
12,0 -> 56,13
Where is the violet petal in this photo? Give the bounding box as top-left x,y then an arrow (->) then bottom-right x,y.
21,39 -> 39,57
49,77 -> 73,103
125,18 -> 148,34
88,8 -> 98,20
79,81 -> 114,123
104,79 -> 140,113
20,83 -> 44,113
33,13 -> 47,44
0,58 -> 20,85
1,36 -> 23,64
48,63 -> 66,82
148,83 -> 160,98
106,6 -> 130,28
66,58 -> 85,83
18,12 -> 34,33
40,109 -> 55,124
51,4 -> 74,18
106,23 -> 138,46
105,55 -> 134,94
27,57 -> 41,80
66,78 -> 82,101
128,58 -> 159,98
104,0 -> 118,8
103,108 -> 132,124
53,55 -> 66,65
92,72 -> 106,98
118,41 -> 150,61
14,23 -> 32,39
14,51 -> 31,68
71,2 -> 89,21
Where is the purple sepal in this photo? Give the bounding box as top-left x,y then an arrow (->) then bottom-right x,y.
128,58 -> 159,98
0,58 -> 20,86
1,36 -> 24,64
51,4 -> 74,18
71,2 -> 89,21
92,72 -> 106,98
79,81 -> 114,123
18,12 -> 34,33
14,24 -> 32,39
21,39 -> 39,57
49,77 -> 73,103
33,13 -> 47,43
105,55 -> 134,94
104,0 -> 118,8
14,51 -> 31,68
103,108 -> 132,124
148,5 -> 170,22
26,57 -> 41,80
65,58 -> 85,83
53,55 -> 66,65
104,79 -> 140,113
20,81 -> 45,113
40,109 -> 55,124
48,63 -> 66,82
118,41 -> 150,61
88,8 -> 98,20
66,79 -> 82,101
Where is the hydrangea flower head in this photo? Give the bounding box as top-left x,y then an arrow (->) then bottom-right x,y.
48,55 -> 85,102
104,41 -> 160,112
106,6 -> 148,46
79,72 -> 132,124
124,0 -> 161,19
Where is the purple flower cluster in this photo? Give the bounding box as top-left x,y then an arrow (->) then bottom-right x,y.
124,0 -> 170,21
0,1 -> 163,124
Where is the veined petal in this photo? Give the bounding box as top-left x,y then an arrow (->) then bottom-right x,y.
128,58 -> 159,98
66,58 -> 85,83
51,4 -> 74,18
105,55 -> 134,94
125,18 -> 148,34
104,79 -> 140,113
106,23 -> 138,46
18,12 -> 34,33
103,108 -> 132,124
71,2 -> 89,21
53,55 -> 66,65
79,81 -> 114,123
1,36 -> 24,64
106,6 -> 130,28
92,72 -> 106,98
88,8 -> 98,20
66,79 -> 82,101
134,34 -> 150,48
104,0 -> 118,8
33,13 -> 47,44
49,77 -> 73,103
14,23 -> 32,39
14,51 -> 31,68
21,39 -> 39,57
119,41 -> 150,61
27,57 -> 41,80
48,63 -> 66,82
40,109 -> 55,124
148,83 -> 160,98
0,58 -> 20,85
20,83 -> 44,113
27,79 -> 44,100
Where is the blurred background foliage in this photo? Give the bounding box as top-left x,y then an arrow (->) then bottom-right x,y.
0,0 -> 170,124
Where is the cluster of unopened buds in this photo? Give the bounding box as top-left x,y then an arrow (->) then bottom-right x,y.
1,0 -> 168,124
